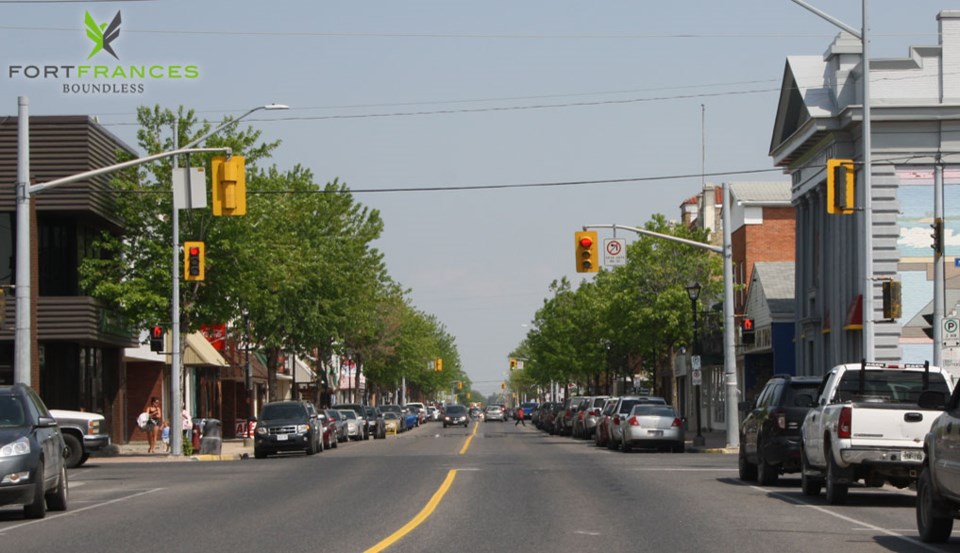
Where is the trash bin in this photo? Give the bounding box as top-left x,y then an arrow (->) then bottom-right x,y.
199,419 -> 222,455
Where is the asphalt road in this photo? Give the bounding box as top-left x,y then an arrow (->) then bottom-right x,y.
0,420 -> 951,553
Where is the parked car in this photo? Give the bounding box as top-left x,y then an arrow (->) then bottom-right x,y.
427,406 -> 439,422
401,408 -> 420,431
557,396 -> 584,436
531,402 -> 552,428
916,385 -> 960,542
594,397 -> 620,448
484,405 -> 506,422
49,408 -> 110,468
521,402 -> 539,418
573,396 -> 609,439
365,406 -> 386,439
604,396 -> 667,450
382,412 -> 401,434
325,409 -> 348,442
620,404 -> 685,453
738,374 -> 821,485
332,404 -> 370,439
317,411 -> 339,450
0,384 -> 69,519
340,409 -> 365,441
254,400 -> 322,458
442,404 -> 469,428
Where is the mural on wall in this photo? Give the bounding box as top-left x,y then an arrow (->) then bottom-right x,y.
896,170 -> 960,363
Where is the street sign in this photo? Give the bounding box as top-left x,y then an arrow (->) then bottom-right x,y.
691,355 -> 702,385
945,317 -> 960,346
603,238 -> 626,266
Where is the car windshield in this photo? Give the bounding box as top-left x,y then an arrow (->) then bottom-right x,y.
445,406 -> 466,415
260,403 -> 306,420
485,407 -> 500,412
380,405 -> 401,414
631,405 -> 677,417
325,410 -> 341,421
342,410 -> 358,420
383,413 -> 398,419
0,394 -> 26,427
835,370 -> 951,404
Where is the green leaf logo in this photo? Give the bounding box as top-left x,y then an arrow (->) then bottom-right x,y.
84,10 -> 121,60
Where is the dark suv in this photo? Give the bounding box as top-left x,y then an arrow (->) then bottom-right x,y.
254,401 -> 322,458
738,374 -> 820,485
0,384 -> 68,518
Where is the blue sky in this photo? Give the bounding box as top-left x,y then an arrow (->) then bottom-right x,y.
1,1 -> 953,394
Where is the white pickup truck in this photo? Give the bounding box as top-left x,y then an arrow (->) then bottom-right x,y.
799,361 -> 954,505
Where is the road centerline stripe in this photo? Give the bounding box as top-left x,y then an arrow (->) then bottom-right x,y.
459,421 -> 479,455
363,469 -> 458,553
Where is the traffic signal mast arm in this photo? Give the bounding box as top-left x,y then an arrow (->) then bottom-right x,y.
28,146 -> 232,195
581,224 -> 722,254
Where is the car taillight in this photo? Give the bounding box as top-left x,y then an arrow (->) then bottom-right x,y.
772,409 -> 786,430
627,416 -> 640,426
591,409 -> 600,416
672,418 -> 682,427
565,409 -> 571,417
613,416 -> 620,425
837,406 -> 852,439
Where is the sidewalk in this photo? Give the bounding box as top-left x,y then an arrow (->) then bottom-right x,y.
89,439 -> 254,463
686,429 -> 739,454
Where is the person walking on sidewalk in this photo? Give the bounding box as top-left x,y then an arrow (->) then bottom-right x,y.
515,405 -> 526,426
146,397 -> 161,453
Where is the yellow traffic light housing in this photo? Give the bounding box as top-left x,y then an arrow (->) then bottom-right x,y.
435,358 -> 443,372
184,241 -> 205,281
211,155 -> 247,216
575,230 -> 599,273
457,381 -> 463,390
826,159 -> 855,215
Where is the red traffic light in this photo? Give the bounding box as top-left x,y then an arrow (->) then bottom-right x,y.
578,236 -> 593,249
151,325 -> 163,338
189,246 -> 200,256
743,318 -> 754,331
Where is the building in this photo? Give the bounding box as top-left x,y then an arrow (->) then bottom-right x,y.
0,115 -> 138,444
741,262 -> 797,401
770,11 -> 960,374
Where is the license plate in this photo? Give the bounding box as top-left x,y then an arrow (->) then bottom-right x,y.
901,450 -> 924,462
649,430 -> 663,436
276,434 -> 288,441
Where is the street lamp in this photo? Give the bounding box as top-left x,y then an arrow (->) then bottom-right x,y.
686,282 -> 705,447
169,102 -> 288,456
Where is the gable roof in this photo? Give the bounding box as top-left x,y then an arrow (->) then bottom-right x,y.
729,182 -> 792,205
752,262 -> 796,318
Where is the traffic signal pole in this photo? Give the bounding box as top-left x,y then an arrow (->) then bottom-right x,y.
583,187 -> 741,448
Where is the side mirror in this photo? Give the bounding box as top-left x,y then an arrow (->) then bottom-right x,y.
37,416 -> 58,428
918,390 -> 948,410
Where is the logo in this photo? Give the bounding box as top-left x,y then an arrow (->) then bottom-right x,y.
84,10 -> 121,60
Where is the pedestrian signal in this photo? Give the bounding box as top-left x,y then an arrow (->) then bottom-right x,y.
150,326 -> 164,352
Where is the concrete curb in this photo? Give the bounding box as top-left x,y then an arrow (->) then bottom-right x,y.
190,453 -> 248,462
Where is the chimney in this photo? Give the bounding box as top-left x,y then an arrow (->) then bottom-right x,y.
938,11 -> 960,102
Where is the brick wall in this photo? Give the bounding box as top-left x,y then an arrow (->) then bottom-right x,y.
125,361 -> 163,443
733,206 -> 796,314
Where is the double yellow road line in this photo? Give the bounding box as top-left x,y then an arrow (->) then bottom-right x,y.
363,421 -> 480,553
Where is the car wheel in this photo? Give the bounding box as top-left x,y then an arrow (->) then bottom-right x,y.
254,448 -> 267,459
917,467 -> 954,543
800,446 -> 822,496
757,442 -> 779,486
62,434 -> 84,469
46,465 -> 68,512
332,437 -> 338,449
24,462 -> 47,519
825,449 -> 849,505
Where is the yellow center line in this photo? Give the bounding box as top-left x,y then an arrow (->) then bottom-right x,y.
459,420 -> 479,455
363,469 -> 459,553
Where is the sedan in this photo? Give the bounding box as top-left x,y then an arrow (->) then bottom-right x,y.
442,405 -> 469,428
317,412 -> 339,450
340,410 -> 365,441
325,409 -> 348,443
382,412 -> 401,434
620,404 -> 685,453
0,384 -> 69,519
483,405 -> 506,422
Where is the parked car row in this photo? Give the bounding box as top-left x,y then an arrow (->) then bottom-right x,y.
532,395 -> 684,453
252,400 -> 453,459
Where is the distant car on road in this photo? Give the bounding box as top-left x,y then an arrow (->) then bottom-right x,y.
484,405 -> 505,422
442,405 -> 469,428
49,408 -> 110,468
0,384 -> 69,518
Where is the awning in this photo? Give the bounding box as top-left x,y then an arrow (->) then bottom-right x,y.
183,332 -> 228,367
276,357 -> 315,382
843,295 -> 863,331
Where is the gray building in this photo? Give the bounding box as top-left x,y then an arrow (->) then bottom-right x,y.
770,11 -> 960,374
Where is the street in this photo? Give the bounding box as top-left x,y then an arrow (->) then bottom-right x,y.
0,421 -> 944,553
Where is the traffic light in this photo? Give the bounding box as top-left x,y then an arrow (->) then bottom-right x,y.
882,280 -> 902,320
501,382 -> 506,390
457,381 -> 463,390
932,218 -> 944,258
741,318 -> 756,345
150,325 -> 164,352
184,241 -> 205,281
575,230 -> 599,273
509,358 -> 517,370
435,358 -> 443,372
826,159 -> 855,215
211,155 -> 247,216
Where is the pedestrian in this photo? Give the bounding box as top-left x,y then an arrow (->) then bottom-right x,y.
182,407 -> 192,443
515,405 -> 526,426
161,420 -> 171,452
146,397 -> 161,453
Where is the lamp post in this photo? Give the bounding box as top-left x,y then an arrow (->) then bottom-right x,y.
686,282 -> 705,447
169,103 -> 288,456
